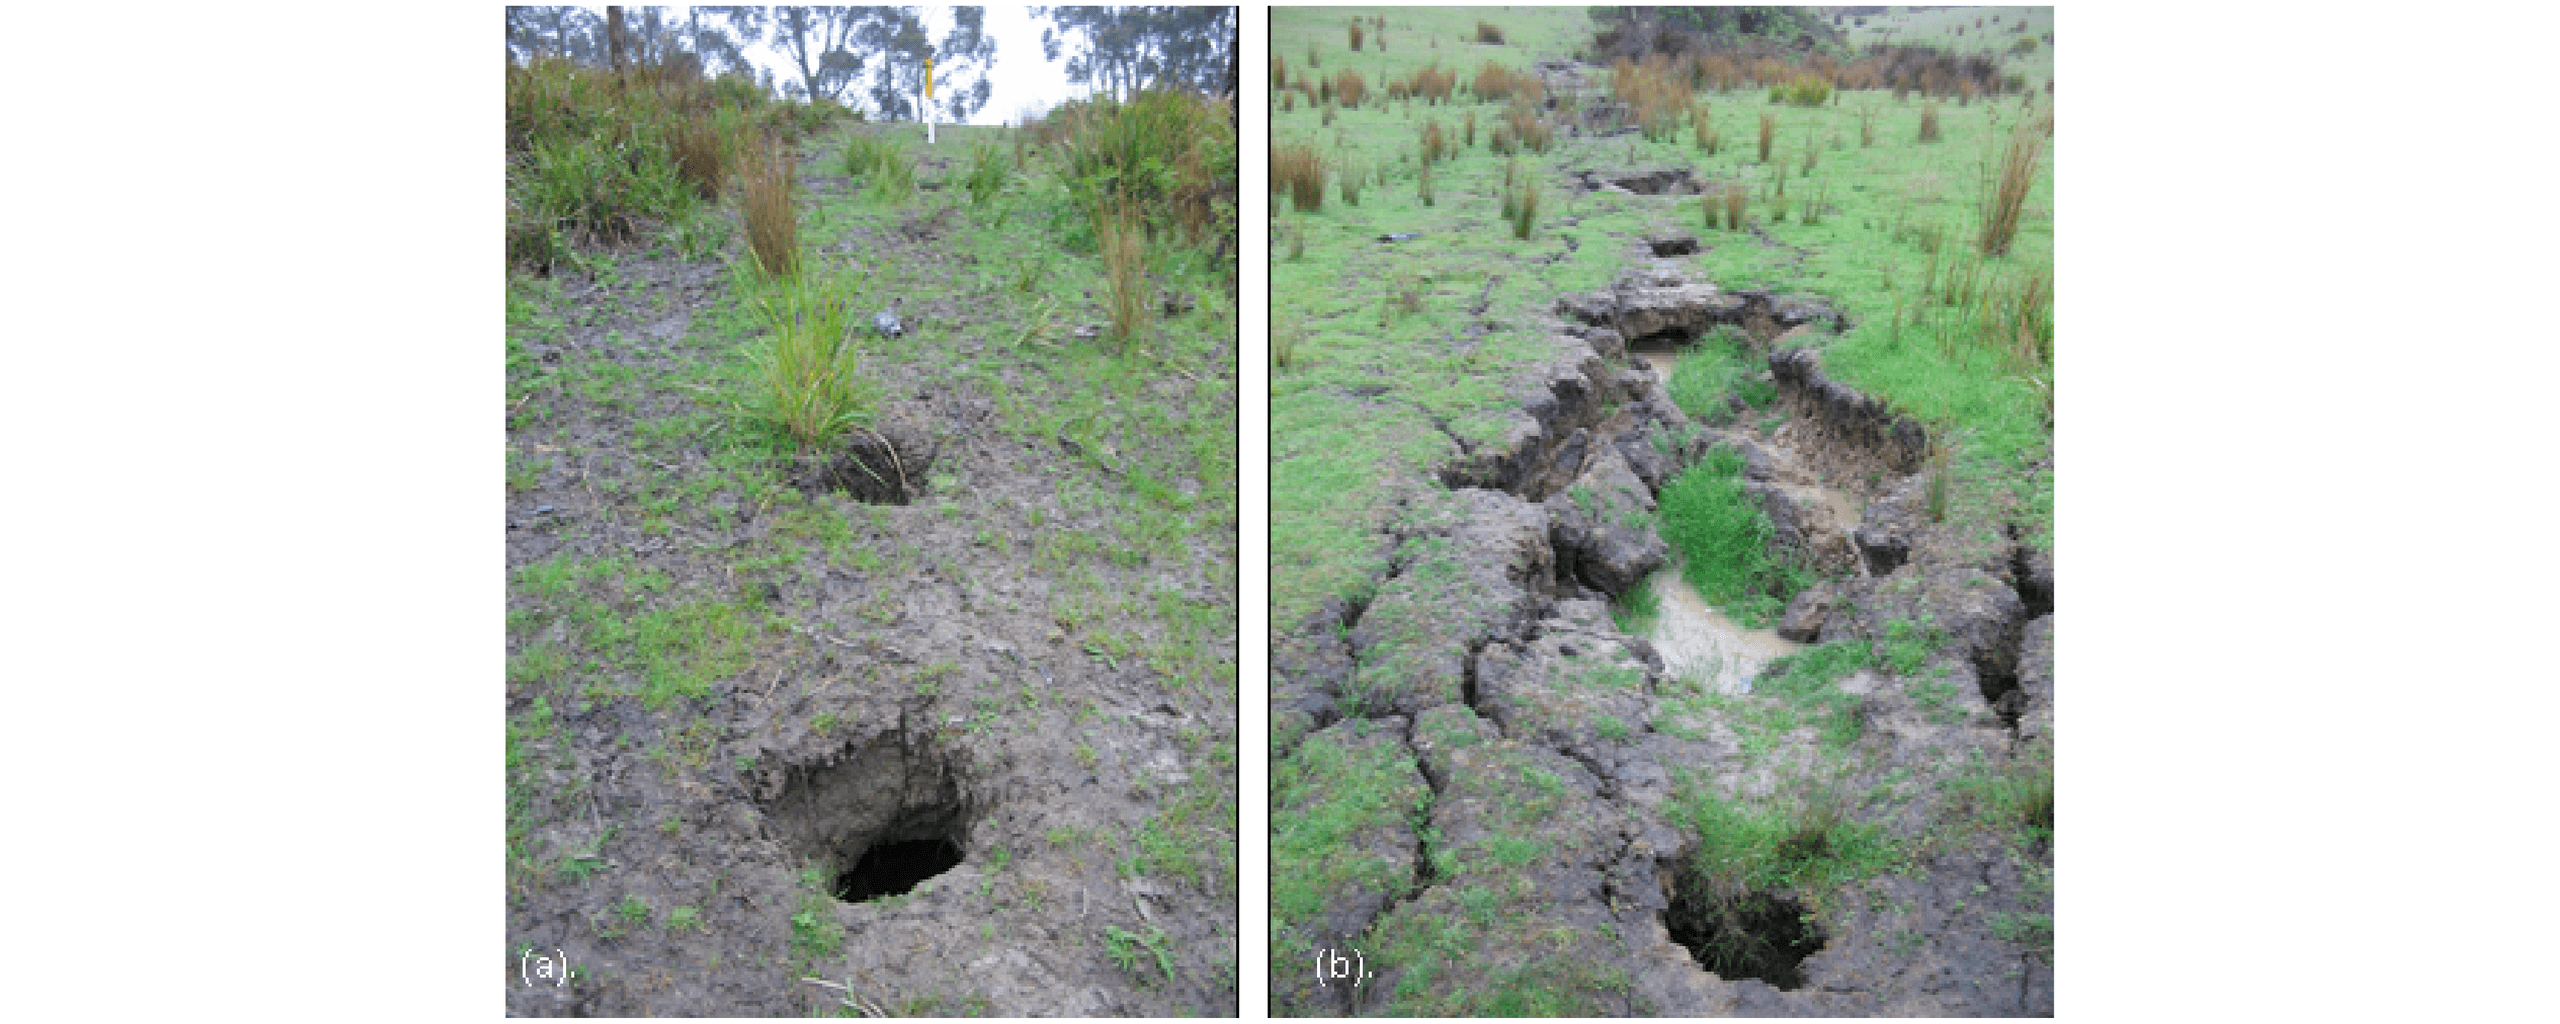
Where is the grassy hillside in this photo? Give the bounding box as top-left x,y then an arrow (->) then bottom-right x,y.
506,57 -> 1240,1015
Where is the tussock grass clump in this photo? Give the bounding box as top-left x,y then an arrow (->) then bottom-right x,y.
1693,102 -> 1717,152
1348,19 -> 1364,52
1504,93 -> 1553,154
1918,101 -> 1942,143
1417,159 -> 1435,206
1094,199 -> 1150,347
1273,142 -> 1325,212
1613,55 -> 1693,143
1977,119 -> 2050,256
1511,177 -> 1538,240
959,142 -> 1011,206
1408,62 -> 1456,104
1271,54 -> 1286,89
506,57 -> 709,266
1474,61 -> 1529,103
1757,111 -> 1776,163
1463,109 -> 1477,147
1769,75 -> 1830,107
732,262 -> 876,453
1046,88 -> 1234,245
1421,118 -> 1447,165
1332,68 -> 1367,109
1476,21 -> 1506,45
740,135 -> 800,277
671,112 -> 728,200
1722,183 -> 1748,231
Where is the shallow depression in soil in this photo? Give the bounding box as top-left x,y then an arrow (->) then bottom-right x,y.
1647,572 -> 1800,695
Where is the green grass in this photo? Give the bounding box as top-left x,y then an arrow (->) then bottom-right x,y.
727,261 -> 881,453
1657,445 -> 1809,628
1672,773 -> 1905,914
1663,325 -> 1772,425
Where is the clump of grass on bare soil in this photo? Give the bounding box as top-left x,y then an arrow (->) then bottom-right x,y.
1095,199 -> 1150,348
959,142 -> 1011,206
740,135 -> 799,277
729,261 -> 876,453
671,111 -> 728,200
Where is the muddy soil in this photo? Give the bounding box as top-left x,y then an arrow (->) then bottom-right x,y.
1272,239 -> 2051,1014
506,135 -> 1239,1016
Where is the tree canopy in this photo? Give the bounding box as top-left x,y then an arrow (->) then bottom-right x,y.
1035,6 -> 1236,100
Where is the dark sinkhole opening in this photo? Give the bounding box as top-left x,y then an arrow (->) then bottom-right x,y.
1663,869 -> 1827,990
761,733 -> 980,906
835,836 -> 963,902
793,432 -> 937,506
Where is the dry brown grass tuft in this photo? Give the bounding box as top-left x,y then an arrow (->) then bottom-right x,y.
673,111 -> 728,200
1473,61 -> 1521,102
1271,54 -> 1286,90
1504,91 -> 1552,153
1095,199 -> 1149,347
1463,109 -> 1477,147
1409,61 -> 1456,104
1333,68 -> 1366,109
1977,120 -> 2049,256
1349,19 -> 1364,52
741,134 -> 798,276
1722,182 -> 1747,231
1918,101 -> 1941,143
1274,141 -> 1325,212
1421,118 -> 1447,165
1757,111 -> 1776,163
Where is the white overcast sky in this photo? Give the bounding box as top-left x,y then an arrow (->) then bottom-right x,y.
586,6 -> 1087,125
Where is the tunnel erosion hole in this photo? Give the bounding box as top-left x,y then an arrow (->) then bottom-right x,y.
1663,865 -> 1827,991
761,734 -> 980,906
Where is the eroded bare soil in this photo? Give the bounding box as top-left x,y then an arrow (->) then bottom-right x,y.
1272,250 -> 2052,1015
